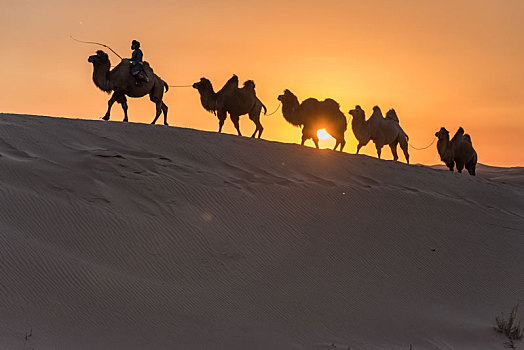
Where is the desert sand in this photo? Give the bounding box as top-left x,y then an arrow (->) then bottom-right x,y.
0,113 -> 522,349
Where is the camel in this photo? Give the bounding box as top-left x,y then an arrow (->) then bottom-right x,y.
349,105 -> 410,163
435,127 -> 477,175
192,75 -> 267,138
277,89 -> 347,151
88,50 -> 169,124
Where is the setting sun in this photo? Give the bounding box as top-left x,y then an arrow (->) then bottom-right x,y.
317,129 -> 331,140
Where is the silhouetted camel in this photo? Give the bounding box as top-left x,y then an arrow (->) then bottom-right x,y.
277,89 -> 347,151
193,75 -> 267,138
435,127 -> 477,175
88,50 -> 169,124
349,105 -> 409,163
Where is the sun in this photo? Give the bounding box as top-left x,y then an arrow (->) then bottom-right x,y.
317,129 -> 331,140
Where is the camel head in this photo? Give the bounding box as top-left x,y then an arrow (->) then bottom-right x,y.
277,89 -> 298,104
435,127 -> 449,140
348,105 -> 365,121
192,77 -> 212,92
88,50 -> 110,66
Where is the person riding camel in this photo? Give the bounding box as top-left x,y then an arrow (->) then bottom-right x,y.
128,40 -> 149,85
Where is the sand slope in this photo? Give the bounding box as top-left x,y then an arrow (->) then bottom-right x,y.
0,114 -> 523,350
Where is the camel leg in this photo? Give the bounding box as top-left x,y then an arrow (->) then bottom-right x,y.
356,143 -> 363,154
456,161 -> 464,173
117,95 -> 128,122
301,135 -> 307,146
215,110 -> 227,133
339,139 -> 346,152
257,121 -> 264,138
466,161 -> 476,176
399,136 -> 409,164
376,145 -> 382,159
249,112 -> 263,139
251,121 -> 263,139
161,102 -> 168,126
301,128 -> 310,146
231,115 -> 242,136
151,101 -> 163,125
390,141 -> 399,161
103,91 -> 122,121
333,132 -> 345,151
312,134 -> 320,149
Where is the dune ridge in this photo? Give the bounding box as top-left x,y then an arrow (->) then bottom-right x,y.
0,113 -> 522,349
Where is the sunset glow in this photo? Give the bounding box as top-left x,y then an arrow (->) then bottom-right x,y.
317,129 -> 331,140
1,0 -> 523,165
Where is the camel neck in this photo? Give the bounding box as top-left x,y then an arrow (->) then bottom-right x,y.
351,117 -> 370,140
437,138 -> 452,161
199,88 -> 217,112
281,100 -> 298,119
92,62 -> 111,92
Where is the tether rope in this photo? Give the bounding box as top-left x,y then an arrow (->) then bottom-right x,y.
408,137 -> 437,150
265,101 -> 281,116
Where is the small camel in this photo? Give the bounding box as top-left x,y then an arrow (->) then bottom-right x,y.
193,75 -> 267,138
88,50 -> 169,124
277,89 -> 347,151
349,105 -> 410,163
435,127 -> 477,175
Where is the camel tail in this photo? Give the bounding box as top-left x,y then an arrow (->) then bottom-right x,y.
262,101 -> 267,115
399,126 -> 409,141
163,81 -> 169,93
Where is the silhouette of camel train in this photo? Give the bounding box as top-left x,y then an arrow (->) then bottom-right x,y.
87,49 -> 477,175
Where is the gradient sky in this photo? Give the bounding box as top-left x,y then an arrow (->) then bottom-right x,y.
1,0 -> 523,166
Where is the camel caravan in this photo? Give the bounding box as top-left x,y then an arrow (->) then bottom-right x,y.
86,43 -> 477,176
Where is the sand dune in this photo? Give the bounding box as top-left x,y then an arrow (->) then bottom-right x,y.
0,113 -> 522,349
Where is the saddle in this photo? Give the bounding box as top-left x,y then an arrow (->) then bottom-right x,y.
130,61 -> 151,85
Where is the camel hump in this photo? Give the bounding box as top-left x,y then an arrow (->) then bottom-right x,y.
385,109 -> 400,123
322,98 -> 341,110
302,97 -> 319,105
371,106 -> 383,119
242,80 -> 256,94
218,75 -> 239,94
451,127 -> 465,143
243,80 -> 255,88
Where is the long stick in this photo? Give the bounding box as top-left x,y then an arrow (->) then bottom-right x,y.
70,35 -> 123,60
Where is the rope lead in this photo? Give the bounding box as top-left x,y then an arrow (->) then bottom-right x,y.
409,137 -> 437,151
265,101 -> 281,116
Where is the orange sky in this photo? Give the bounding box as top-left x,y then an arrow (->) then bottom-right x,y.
1,0 -> 523,166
